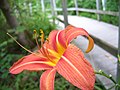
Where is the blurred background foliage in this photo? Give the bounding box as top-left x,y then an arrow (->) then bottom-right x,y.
0,0 -> 118,90
77,0 -> 118,26
0,0 -> 56,90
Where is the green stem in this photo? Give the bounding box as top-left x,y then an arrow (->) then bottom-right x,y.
95,70 -> 116,84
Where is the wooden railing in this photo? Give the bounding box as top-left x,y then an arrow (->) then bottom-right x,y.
46,8 -> 119,16
45,0 -> 119,58
41,0 -> 119,57
43,0 -> 119,20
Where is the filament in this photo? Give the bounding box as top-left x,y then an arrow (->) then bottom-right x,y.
7,33 -> 35,54
7,33 -> 50,59
42,44 -> 57,64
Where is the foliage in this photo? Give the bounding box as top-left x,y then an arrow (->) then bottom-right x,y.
101,15 -> 118,26
77,0 -> 119,26
0,11 -> 6,29
105,0 -> 118,11
77,0 -> 96,9
0,0 -> 56,90
12,0 -> 56,36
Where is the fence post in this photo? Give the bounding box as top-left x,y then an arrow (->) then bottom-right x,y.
50,0 -> 56,16
29,3 -> 32,15
50,0 -> 56,24
51,0 -> 57,15
96,0 -> 101,21
61,0 -> 68,27
74,0 -> 79,16
102,0 -> 106,11
41,0 -> 45,12
116,1 -> 120,90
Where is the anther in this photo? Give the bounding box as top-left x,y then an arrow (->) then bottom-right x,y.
33,30 -> 40,49
40,29 -> 44,46
46,38 -> 49,42
40,29 -> 44,34
34,30 -> 37,34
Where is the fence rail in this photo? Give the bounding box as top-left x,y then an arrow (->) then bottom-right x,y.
47,8 -> 119,16
45,0 -> 119,58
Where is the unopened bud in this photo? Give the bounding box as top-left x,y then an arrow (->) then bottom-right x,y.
99,70 -> 102,73
109,74 -> 112,77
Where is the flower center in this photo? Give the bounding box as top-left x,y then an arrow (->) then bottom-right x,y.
7,30 -> 65,67
40,42 -> 64,66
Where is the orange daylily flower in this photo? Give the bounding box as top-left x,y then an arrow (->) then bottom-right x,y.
9,25 -> 95,90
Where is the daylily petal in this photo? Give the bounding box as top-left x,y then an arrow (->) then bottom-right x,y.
10,54 -> 53,74
48,30 -> 58,51
48,25 -> 94,54
55,30 -> 67,48
85,36 -> 94,53
48,30 -> 66,54
65,25 -> 94,52
65,25 -> 89,43
40,68 -> 56,90
56,44 -> 95,90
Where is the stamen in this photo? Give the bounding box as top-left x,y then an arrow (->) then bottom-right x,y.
42,45 -> 57,64
33,30 -> 40,49
7,33 -> 35,54
46,38 -> 49,42
40,29 -> 44,46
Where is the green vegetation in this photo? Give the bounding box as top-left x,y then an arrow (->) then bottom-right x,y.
77,0 -> 118,25
0,0 -> 56,90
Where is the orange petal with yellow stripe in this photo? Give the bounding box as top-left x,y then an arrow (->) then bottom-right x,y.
9,54 -> 53,74
65,25 -> 94,52
85,36 -> 94,53
40,68 -> 56,90
56,44 -> 95,90
48,30 -> 66,54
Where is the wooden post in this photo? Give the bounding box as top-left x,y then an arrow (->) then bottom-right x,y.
29,3 -> 32,15
54,0 -> 57,15
50,0 -> 55,16
41,0 -> 45,12
51,0 -> 57,15
61,0 -> 68,27
102,0 -> 106,11
96,0 -> 101,21
50,0 -> 56,24
74,0 -> 79,16
116,1 -> 120,90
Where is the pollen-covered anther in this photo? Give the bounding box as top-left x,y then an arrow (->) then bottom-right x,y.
33,30 -> 37,34
40,29 -> 44,34
40,29 -> 45,46
33,30 -> 41,49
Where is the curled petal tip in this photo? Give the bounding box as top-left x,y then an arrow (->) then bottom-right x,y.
85,36 -> 94,53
